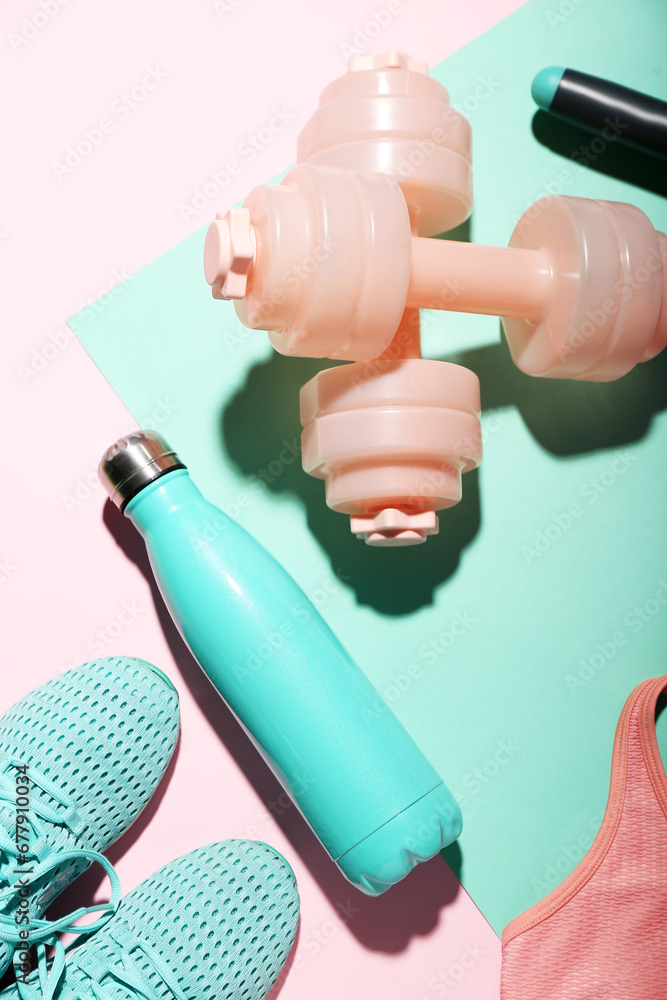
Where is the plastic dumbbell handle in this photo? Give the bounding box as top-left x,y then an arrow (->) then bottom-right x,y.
207,215 -> 554,322
406,238 -> 553,320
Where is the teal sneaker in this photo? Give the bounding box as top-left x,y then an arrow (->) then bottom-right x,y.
7,840 -> 300,1000
0,657 -> 180,977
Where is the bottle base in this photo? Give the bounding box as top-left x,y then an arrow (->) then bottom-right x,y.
335,782 -> 462,896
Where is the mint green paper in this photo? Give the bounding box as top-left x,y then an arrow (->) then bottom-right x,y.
70,0 -> 667,934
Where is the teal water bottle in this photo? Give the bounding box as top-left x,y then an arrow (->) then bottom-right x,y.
98,431 -> 461,894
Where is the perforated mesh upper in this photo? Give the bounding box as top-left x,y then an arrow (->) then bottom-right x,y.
7,840 -> 300,1000
0,657 -> 179,847
0,657 -> 180,974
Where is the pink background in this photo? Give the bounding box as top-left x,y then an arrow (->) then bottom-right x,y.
3,1 -> 529,996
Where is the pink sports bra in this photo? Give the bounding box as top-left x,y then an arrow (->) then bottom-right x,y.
501,675 -> 667,999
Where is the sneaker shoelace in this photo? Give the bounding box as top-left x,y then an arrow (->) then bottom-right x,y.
0,756 -> 121,996
15,930 -> 190,1000
82,930 -> 189,1000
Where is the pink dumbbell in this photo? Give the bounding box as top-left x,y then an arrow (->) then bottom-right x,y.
204,50 -> 667,546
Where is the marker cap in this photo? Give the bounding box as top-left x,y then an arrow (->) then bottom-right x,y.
531,66 -> 566,111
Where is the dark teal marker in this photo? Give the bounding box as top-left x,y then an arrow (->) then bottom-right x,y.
532,67 -> 667,158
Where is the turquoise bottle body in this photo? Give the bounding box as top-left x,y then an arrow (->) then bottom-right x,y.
120,459 -> 461,894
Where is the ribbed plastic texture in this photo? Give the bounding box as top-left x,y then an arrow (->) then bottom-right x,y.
0,657 -> 180,974
6,841 -> 299,1000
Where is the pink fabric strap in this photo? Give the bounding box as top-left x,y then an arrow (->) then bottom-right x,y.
501,676 -> 667,999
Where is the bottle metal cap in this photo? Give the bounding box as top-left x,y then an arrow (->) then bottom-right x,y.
98,430 -> 185,510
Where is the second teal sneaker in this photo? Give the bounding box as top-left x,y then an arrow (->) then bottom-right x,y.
5,840 -> 300,1000
0,656 -> 180,977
